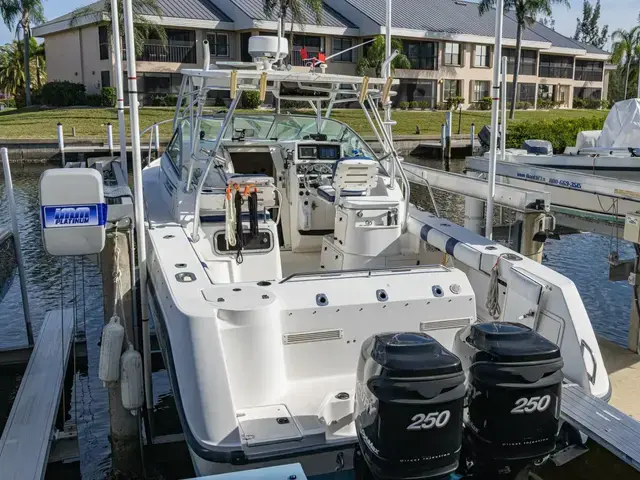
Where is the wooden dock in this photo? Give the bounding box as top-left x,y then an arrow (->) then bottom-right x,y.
0,309 -> 75,479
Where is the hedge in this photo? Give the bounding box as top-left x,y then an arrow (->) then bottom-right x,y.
506,116 -> 607,153
101,87 -> 117,107
41,81 -> 86,107
242,90 -> 262,109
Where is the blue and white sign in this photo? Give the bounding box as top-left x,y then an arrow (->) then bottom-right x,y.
41,204 -> 107,229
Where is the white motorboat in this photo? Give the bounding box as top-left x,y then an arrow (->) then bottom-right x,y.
494,99 -> 640,180
141,36 -> 610,478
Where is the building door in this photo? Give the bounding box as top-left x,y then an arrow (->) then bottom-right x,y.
240,32 -> 252,62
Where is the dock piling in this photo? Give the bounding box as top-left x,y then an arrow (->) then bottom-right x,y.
101,228 -> 142,476
445,111 -> 452,159
107,123 -> 114,156
470,123 -> 475,154
440,123 -> 446,158
57,123 -> 65,166
1,148 -> 33,346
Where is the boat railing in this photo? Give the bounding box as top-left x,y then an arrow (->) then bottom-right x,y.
279,264 -> 450,284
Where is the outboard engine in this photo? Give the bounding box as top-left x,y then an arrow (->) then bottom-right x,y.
453,323 -> 564,478
354,332 -> 466,479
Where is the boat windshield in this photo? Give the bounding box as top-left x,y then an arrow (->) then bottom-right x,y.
188,114 -> 376,159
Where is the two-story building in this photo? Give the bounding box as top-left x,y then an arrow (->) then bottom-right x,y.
33,0 -> 611,109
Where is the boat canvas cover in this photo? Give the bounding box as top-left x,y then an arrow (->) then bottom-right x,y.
598,99 -> 640,148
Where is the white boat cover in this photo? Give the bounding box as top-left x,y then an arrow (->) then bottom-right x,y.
576,130 -> 601,149
597,99 -> 640,148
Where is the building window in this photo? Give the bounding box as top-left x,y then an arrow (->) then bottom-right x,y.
207,32 -> 229,57
404,41 -> 438,70
574,60 -> 603,81
443,79 -> 461,100
539,55 -> 573,79
444,42 -> 461,66
395,80 -> 436,108
101,70 -> 111,88
98,26 -> 109,60
473,81 -> 490,102
292,35 -> 325,66
332,38 -> 353,62
507,82 -> 536,105
474,45 -> 490,67
503,48 -> 537,76
575,87 -> 602,100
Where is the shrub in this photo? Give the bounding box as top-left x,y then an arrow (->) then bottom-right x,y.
399,101 -> 410,110
516,101 -> 532,110
418,100 -> 430,110
101,87 -> 117,107
573,97 -> 585,109
281,99 -> 308,109
242,90 -> 262,109
408,100 -> 419,109
164,94 -> 177,106
2,97 -> 16,108
505,115 -> 607,153
41,81 -> 86,107
445,96 -> 465,110
86,93 -> 102,107
435,102 -> 448,111
479,96 -> 492,110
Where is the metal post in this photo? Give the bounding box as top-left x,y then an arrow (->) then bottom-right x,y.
383,0 -> 395,187
1,148 -> 33,346
470,123 -> 475,153
485,0 -> 505,240
457,104 -> 462,135
153,124 -> 160,155
500,56 -> 507,162
111,0 -> 128,175
441,123 -> 446,158
101,229 -> 141,475
123,0 -> 153,415
107,123 -> 114,156
464,170 -> 484,236
445,111 -> 452,159
57,123 -> 65,167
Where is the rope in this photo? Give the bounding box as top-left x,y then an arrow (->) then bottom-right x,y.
234,190 -> 244,264
486,254 -> 507,319
112,227 -> 131,346
224,185 -> 237,249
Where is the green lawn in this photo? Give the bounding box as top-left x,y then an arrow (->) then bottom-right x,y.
0,106 -> 608,141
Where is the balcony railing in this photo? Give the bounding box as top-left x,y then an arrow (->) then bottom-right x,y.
123,42 -> 197,64
289,47 -> 321,66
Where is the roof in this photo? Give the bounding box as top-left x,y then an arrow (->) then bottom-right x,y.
139,0 -> 233,23
229,0 -> 357,29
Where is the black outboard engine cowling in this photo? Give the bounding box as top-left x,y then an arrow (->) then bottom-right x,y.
355,332 -> 466,480
455,323 -> 564,477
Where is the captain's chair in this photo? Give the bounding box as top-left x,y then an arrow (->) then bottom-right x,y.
317,157 -> 379,205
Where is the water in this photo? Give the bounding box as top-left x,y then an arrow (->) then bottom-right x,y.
0,159 -> 635,479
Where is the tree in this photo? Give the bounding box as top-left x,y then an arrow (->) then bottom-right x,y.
263,0 -> 322,62
356,35 -> 411,77
71,0 -> 166,58
0,0 -> 45,107
0,37 -> 44,96
478,0 -> 569,119
573,0 -> 608,49
611,24 -> 640,100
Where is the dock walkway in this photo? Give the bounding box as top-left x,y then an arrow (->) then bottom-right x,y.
0,308 -> 75,479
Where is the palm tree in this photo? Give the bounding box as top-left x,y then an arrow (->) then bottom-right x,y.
0,40 -> 26,95
357,35 -> 411,77
0,0 -> 45,107
611,25 -> 640,100
0,38 -> 43,96
263,0 -> 322,62
478,0 -> 569,119
71,0 -> 166,58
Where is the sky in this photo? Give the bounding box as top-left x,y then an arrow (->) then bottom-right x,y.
0,0 -> 638,47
